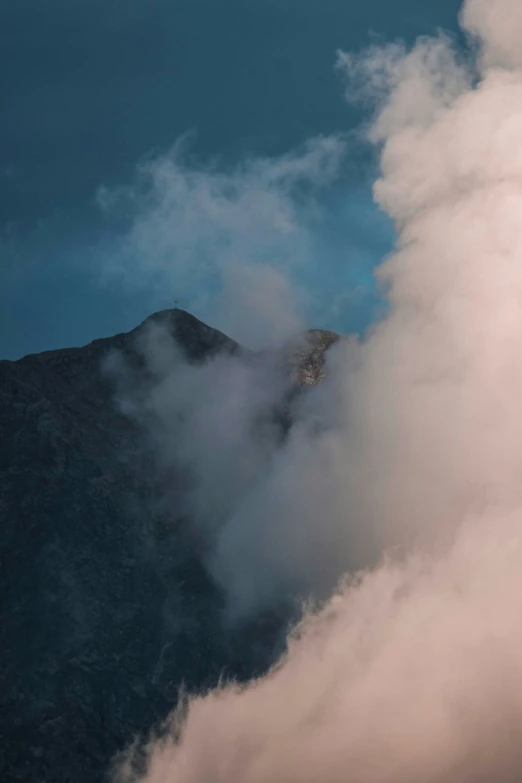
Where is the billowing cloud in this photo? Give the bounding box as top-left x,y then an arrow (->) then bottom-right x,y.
116,518 -> 522,783
111,0 -> 522,780
461,0 -> 522,69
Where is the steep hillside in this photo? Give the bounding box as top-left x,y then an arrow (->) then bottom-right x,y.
0,309 -> 339,783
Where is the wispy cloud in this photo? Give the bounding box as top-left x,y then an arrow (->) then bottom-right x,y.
97,135 -> 347,349
112,0 -> 522,780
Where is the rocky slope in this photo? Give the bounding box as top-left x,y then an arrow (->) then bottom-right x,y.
0,309 -> 339,783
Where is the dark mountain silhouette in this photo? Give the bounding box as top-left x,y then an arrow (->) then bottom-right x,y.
0,309 -> 339,783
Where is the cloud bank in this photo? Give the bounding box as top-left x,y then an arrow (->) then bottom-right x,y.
117,521 -> 522,783
113,0 -> 522,780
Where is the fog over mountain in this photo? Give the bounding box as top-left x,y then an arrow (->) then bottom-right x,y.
5,0 -> 522,781
0,308 -> 339,782
114,0 -> 522,781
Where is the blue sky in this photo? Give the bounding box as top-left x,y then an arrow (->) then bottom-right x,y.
1,0 -> 462,359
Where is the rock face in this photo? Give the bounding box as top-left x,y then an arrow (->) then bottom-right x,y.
0,309 -> 339,783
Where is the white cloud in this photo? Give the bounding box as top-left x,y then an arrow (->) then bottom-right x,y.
112,0 -> 522,780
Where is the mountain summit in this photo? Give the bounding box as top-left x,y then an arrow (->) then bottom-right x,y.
0,309 -> 339,783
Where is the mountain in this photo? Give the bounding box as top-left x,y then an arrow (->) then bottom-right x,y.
0,309 -> 339,783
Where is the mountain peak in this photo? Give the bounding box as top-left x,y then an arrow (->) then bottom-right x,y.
0,308 -> 341,783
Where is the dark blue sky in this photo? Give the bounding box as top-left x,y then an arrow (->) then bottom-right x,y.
1,0 -> 462,358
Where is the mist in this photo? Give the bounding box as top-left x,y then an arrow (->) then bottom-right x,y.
112,0 -> 522,779
97,134 -> 348,350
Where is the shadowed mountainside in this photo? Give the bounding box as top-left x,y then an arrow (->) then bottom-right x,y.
0,309 -> 339,783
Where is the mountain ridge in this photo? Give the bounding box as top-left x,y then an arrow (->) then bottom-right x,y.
0,308 -> 340,783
